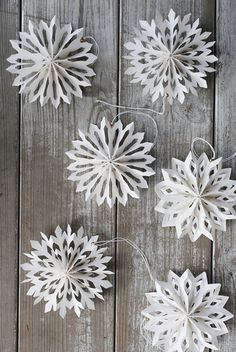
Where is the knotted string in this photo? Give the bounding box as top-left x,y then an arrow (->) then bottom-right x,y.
97,237 -> 155,282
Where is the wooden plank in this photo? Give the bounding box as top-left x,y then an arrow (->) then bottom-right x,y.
214,0 -> 236,350
19,1 -> 118,351
116,1 -> 215,351
0,1 -> 20,351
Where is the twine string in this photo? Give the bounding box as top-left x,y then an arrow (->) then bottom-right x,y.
96,98 -> 166,116
96,99 -> 167,149
222,152 -> 236,163
113,110 -> 158,149
191,137 -> 236,163
83,35 -> 99,57
140,317 -> 154,346
97,237 -> 160,346
97,237 -> 155,282
191,137 -> 216,160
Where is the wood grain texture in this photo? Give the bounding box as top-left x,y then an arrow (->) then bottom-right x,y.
0,1 -> 20,351
214,0 -> 236,350
1,0 -> 236,351
116,1 -> 215,351
19,1 -> 118,351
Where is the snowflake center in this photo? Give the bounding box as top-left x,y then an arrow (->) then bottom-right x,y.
193,190 -> 207,202
191,187 -> 205,200
61,267 -> 78,280
181,310 -> 194,322
45,55 -> 59,67
104,156 -> 117,168
163,51 -> 175,62
176,304 -> 195,321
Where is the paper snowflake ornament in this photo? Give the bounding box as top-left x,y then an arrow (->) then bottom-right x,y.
7,16 -> 97,108
124,9 -> 217,105
142,269 -> 233,351
66,117 -> 155,208
21,225 -> 112,318
155,152 -> 236,241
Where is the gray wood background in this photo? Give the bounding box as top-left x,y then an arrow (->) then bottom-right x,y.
0,0 -> 235,351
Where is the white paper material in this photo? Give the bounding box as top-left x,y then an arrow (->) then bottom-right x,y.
66,117 -> 155,208
7,17 -> 97,108
124,9 -> 217,105
21,225 -> 112,318
155,151 -> 236,241
142,269 -> 233,351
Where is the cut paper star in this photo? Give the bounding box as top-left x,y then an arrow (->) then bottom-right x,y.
7,16 -> 97,108
155,151 -> 236,241
142,269 -> 233,352
66,117 -> 155,208
124,9 -> 217,105
21,225 -> 113,318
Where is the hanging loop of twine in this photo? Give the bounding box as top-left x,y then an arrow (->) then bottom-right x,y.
96,99 -> 167,149
191,137 -> 216,160
83,35 -> 99,57
113,110 -> 158,149
191,137 -> 236,163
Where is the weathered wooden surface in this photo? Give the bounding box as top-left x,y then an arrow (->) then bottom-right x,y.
19,1 -> 118,352
0,1 -> 20,351
214,0 -> 236,350
116,1 -> 214,351
0,0 -> 236,351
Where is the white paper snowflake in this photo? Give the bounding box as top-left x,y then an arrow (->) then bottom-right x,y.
66,117 -> 155,208
21,225 -> 112,318
155,152 -> 236,241
124,9 -> 217,105
7,16 -> 97,108
142,269 -> 233,351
